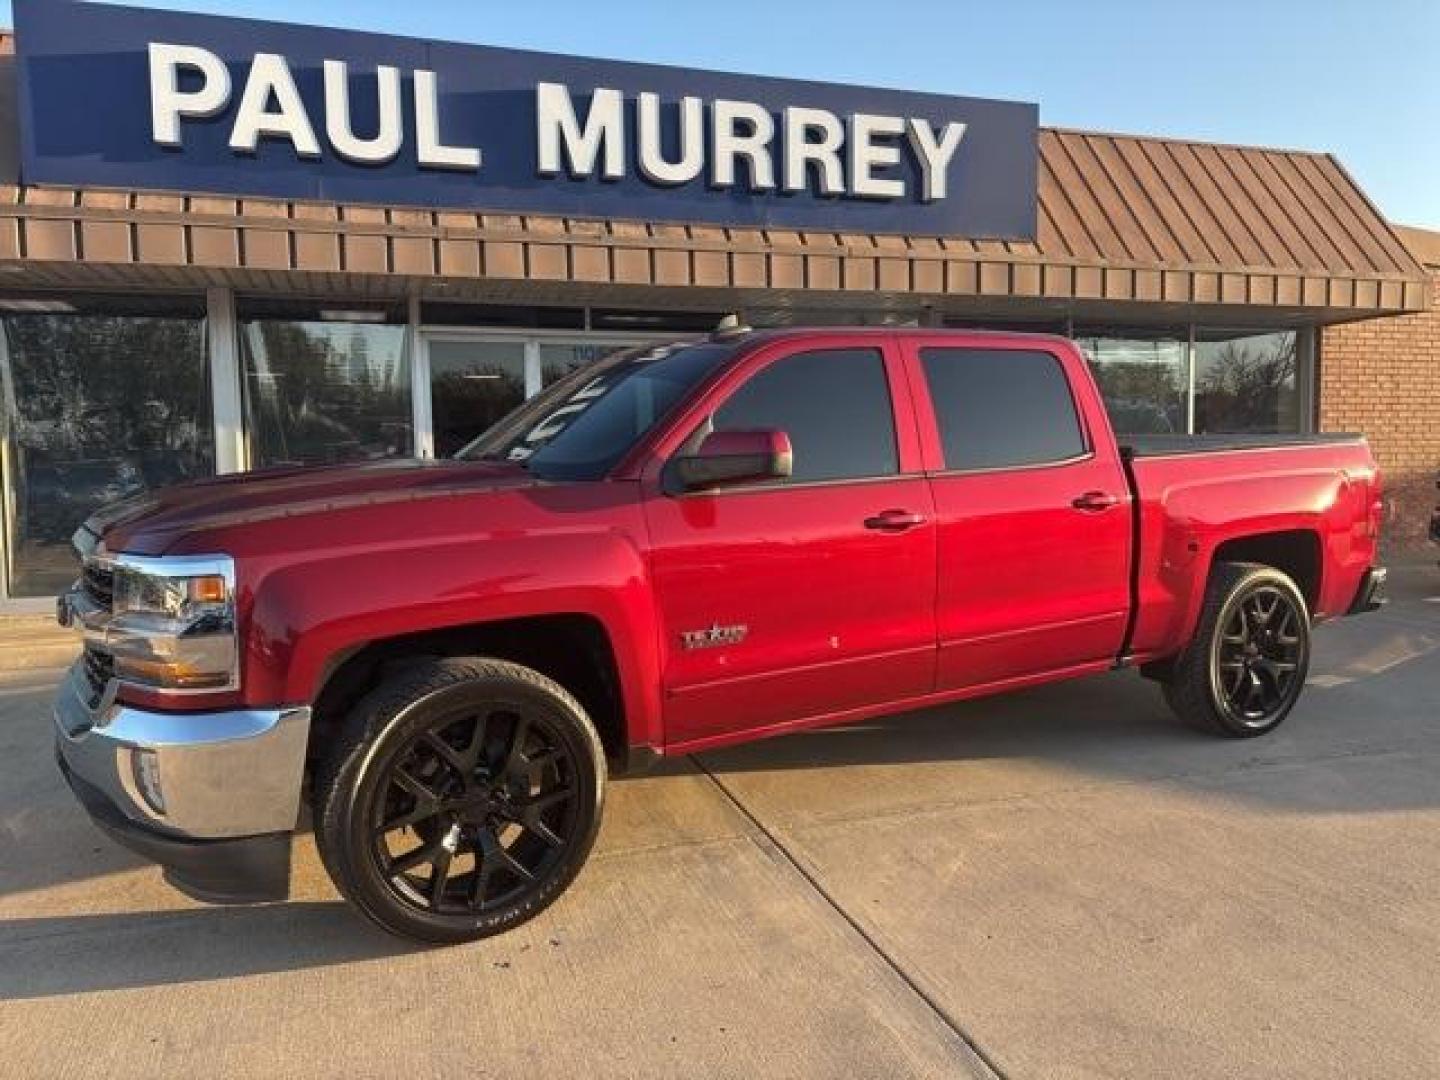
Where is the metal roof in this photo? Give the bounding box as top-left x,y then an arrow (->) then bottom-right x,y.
1030,129 -> 1420,278
1395,225 -> 1440,269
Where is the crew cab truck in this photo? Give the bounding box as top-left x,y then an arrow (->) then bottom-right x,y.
54,328 -> 1387,944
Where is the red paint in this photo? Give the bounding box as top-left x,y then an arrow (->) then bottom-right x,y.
102,329 -> 1381,758
898,334 -> 1133,689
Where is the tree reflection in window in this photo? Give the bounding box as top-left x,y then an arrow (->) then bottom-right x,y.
0,309 -> 212,597
1194,330 -> 1300,434
241,320 -> 412,467
428,340 -> 527,458
1074,329 -> 1187,435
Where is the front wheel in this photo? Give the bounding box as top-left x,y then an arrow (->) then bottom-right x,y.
313,657 -> 606,944
1162,562 -> 1311,738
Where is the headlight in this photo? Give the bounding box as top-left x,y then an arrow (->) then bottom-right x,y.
105,555 -> 238,691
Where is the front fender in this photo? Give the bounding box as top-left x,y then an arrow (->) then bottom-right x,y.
238,530 -> 663,750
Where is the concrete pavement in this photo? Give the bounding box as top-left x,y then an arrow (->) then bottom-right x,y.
2,563 -> 1437,1078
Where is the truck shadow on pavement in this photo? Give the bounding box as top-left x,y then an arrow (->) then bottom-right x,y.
0,903 -> 421,1001
696,567 -> 1440,806
693,596 -> 1440,816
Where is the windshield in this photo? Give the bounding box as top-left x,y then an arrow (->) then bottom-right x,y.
456,339 -> 743,481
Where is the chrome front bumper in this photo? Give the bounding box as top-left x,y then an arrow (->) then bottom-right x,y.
54,661 -> 311,904
54,663 -> 310,839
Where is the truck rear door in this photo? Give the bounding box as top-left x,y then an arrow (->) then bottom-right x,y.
901,335 -> 1132,689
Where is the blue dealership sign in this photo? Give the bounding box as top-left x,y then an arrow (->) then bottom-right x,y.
13,0 -> 1038,238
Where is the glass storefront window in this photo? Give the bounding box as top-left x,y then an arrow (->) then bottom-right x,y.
1074,326 -> 1188,435
747,307 -> 926,328
0,297 -> 212,597
429,339 -> 529,458
240,317 -> 411,467
1193,329 -> 1303,434
425,336 -> 654,457
943,318 -> 1069,334
539,342 -> 632,385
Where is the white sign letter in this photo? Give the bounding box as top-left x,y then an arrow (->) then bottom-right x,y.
149,42 -> 232,148
415,70 -> 482,171
536,83 -> 624,180
782,106 -> 844,195
229,53 -> 321,158
323,60 -> 403,166
711,100 -> 775,190
906,119 -> 966,202
637,92 -> 704,186
849,113 -> 905,199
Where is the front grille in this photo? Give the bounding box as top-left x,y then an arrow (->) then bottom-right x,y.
81,562 -> 114,611
80,646 -> 114,707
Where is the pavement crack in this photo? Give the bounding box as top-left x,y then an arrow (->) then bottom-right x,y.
587,831 -> 753,864
691,754 -> 1008,1080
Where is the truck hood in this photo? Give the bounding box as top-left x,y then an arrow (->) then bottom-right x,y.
84,458 -> 537,557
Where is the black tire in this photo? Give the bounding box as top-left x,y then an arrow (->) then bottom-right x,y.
313,657 -> 606,944
1161,562 -> 1311,738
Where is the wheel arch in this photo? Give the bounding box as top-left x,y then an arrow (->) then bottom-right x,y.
1142,528 -> 1323,681
1210,529 -> 1322,611
306,613 -> 643,773
238,530 -> 665,767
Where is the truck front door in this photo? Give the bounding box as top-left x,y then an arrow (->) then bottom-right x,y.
642,337 -> 937,749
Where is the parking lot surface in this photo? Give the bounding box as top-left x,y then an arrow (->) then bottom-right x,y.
2,563 -> 1437,1078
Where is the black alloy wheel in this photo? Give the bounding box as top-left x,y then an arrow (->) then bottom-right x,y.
314,658 -> 605,944
371,703 -> 579,916
1211,583 -> 1306,729
1161,562 -> 1312,738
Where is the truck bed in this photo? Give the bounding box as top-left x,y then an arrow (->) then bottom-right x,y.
1120,432 -> 1379,658
1122,433 -> 1364,458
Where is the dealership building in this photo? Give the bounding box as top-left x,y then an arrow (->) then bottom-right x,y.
0,1 -> 1434,609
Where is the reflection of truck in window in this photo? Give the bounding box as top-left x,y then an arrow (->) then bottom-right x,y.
55,328 -> 1386,943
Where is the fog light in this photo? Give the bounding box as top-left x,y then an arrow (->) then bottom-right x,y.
131,749 -> 166,815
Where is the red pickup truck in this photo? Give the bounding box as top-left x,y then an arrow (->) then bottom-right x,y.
55,328 -> 1386,943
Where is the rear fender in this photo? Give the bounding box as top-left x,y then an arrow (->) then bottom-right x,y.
1132,469 -> 1363,656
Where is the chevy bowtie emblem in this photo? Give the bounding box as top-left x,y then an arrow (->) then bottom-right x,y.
681,623 -> 748,650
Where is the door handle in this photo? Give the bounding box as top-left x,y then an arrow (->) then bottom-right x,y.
1072,491 -> 1120,512
864,509 -> 927,532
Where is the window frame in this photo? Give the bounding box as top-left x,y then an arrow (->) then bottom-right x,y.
644,334 -> 923,497
908,340 -> 1098,477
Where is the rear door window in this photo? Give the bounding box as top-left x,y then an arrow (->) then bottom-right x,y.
920,347 -> 1086,470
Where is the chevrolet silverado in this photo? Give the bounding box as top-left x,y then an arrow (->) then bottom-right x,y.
55,328 -> 1387,943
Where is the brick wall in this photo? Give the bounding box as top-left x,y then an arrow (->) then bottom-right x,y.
1321,272 -> 1440,551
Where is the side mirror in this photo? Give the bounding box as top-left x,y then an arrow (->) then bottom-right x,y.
673,429 -> 793,492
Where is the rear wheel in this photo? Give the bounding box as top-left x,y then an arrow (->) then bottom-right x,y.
313,657 -> 605,944
1161,562 -> 1311,737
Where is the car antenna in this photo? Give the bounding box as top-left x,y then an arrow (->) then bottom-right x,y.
712,313 -> 752,340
